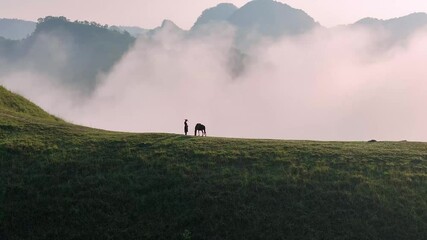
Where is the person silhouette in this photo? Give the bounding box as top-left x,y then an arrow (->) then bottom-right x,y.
184,119 -> 189,135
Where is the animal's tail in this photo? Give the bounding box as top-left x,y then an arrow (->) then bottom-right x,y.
204,128 -> 207,136
194,127 -> 197,136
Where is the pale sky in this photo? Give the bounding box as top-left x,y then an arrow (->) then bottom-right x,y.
1,0 -> 427,29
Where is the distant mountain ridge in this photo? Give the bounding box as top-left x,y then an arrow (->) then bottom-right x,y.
191,0 -> 319,38
0,16 -> 135,95
0,18 -> 147,40
349,12 -> 427,48
228,0 -> 319,37
3,1 -> 427,43
148,19 -> 184,36
0,19 -> 36,40
192,3 -> 238,30
353,12 -> 427,37
110,26 -> 148,37
2,2 -> 427,93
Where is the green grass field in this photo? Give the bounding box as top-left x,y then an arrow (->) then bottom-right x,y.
1,86 -> 426,239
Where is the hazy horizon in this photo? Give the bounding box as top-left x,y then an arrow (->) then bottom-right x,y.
3,21 -> 427,141
2,0 -> 427,29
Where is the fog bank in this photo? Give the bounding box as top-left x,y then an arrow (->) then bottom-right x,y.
2,25 -> 427,141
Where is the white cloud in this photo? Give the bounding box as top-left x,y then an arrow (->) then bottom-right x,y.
3,23 -> 427,141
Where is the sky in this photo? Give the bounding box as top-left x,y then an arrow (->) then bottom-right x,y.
1,0 -> 427,29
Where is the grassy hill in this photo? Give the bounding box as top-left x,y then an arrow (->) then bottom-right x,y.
0,87 -> 60,120
0,85 -> 426,240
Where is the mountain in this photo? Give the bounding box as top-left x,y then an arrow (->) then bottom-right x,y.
0,19 -> 36,40
0,36 -> 18,59
354,12 -> 427,41
146,19 -> 186,40
192,3 -> 238,30
191,0 -> 319,39
1,85 -> 427,239
189,0 -> 320,72
0,16 -> 135,94
228,0 -> 319,38
149,19 -> 184,35
110,25 -> 148,37
3,7 -> 427,96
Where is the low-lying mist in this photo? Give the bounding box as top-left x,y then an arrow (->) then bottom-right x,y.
2,25 -> 427,141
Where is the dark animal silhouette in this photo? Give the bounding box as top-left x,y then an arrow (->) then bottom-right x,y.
194,123 -> 207,136
368,139 -> 377,143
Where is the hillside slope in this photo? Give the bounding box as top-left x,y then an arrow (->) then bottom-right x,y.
0,86 -> 59,120
0,87 -> 426,240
